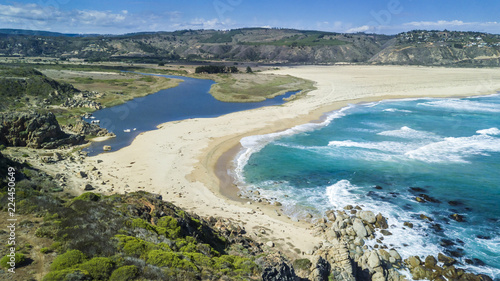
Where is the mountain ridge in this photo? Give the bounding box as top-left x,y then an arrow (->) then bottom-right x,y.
1,28 -> 499,66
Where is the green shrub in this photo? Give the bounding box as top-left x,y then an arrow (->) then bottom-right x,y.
42,269 -> 89,281
115,235 -> 155,257
157,216 -> 181,238
0,253 -> 25,268
50,249 -> 87,271
72,192 -> 101,202
77,257 -> 115,281
147,250 -> 197,271
109,265 -> 139,281
40,247 -> 51,254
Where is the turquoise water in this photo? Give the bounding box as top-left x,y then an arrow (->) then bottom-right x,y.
236,94 -> 500,278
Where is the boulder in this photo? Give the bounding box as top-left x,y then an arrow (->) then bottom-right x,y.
375,213 -> 388,229
450,213 -> 465,222
368,251 -> 381,268
359,211 -> 376,224
266,241 -> 275,247
380,229 -> 392,236
437,253 -> 456,266
352,218 -> 368,238
103,145 -> 112,151
424,255 -> 438,270
325,210 -> 336,222
405,256 -> 422,269
83,183 -> 93,190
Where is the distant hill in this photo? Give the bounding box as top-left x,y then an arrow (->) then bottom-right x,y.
0,28 -> 94,37
0,28 -> 499,66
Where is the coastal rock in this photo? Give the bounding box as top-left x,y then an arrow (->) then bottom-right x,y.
83,183 -> 94,190
380,230 -> 392,236
359,211 -> 376,224
309,256 -> 330,281
325,210 -> 336,222
266,241 -> 275,247
0,111 -> 85,149
424,255 -> 438,270
103,145 -> 112,151
260,253 -> 297,281
450,213 -> 465,222
419,214 -> 433,221
405,256 -> 422,268
389,249 -> 401,262
375,213 -> 388,229
437,253 -> 456,266
352,218 -> 368,238
367,251 -> 381,268
403,221 -> 414,228
64,120 -> 114,137
411,265 -> 433,280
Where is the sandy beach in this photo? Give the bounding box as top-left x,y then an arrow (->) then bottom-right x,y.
88,65 -> 500,258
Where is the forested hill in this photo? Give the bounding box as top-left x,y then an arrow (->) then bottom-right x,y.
1,28 -> 500,66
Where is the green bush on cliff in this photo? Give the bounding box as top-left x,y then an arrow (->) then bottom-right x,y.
109,265 -> 139,281
76,257 -> 115,280
147,250 -> 198,271
0,253 -> 25,268
157,215 -> 181,238
50,249 -> 87,271
115,235 -> 156,257
42,269 -> 89,281
72,192 -> 102,202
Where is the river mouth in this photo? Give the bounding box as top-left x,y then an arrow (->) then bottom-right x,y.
84,73 -> 299,156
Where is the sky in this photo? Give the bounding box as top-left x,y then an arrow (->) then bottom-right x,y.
0,0 -> 499,35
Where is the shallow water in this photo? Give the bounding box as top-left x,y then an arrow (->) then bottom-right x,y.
84,73 -> 298,156
237,94 -> 500,279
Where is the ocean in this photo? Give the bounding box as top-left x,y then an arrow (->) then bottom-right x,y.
235,94 -> 500,279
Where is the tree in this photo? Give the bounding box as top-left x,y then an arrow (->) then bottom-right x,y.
246,66 -> 253,73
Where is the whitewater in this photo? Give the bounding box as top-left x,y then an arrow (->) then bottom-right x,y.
235,94 -> 500,279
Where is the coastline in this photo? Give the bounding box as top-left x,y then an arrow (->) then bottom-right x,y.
87,65 -> 500,260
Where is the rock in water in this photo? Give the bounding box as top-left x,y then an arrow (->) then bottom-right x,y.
375,213 -> 388,229
103,145 -> 112,151
437,253 -> 456,266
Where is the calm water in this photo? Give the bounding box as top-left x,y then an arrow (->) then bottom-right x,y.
237,94 -> 500,279
85,73 -> 298,155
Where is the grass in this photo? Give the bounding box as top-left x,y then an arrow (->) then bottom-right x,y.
207,73 -> 316,102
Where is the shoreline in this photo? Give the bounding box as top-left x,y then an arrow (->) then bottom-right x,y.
87,65 -> 500,261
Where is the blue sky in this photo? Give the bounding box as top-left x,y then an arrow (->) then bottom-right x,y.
0,0 -> 499,34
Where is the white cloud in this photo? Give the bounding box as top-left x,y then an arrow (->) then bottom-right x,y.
0,3 -> 183,34
346,25 -> 373,33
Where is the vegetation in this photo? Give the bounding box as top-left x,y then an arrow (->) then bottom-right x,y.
208,73 -> 316,102
0,152 -> 264,280
195,65 -> 239,74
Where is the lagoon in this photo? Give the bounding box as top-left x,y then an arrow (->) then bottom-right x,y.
84,74 -> 298,156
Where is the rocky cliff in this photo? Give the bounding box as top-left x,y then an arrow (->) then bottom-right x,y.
0,111 -> 84,149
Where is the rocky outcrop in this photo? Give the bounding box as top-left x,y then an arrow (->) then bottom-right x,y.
0,111 -> 84,149
64,120 -> 114,137
258,253 -> 297,281
61,91 -> 102,110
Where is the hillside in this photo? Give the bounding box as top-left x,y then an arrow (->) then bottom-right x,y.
1,28 -> 500,66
